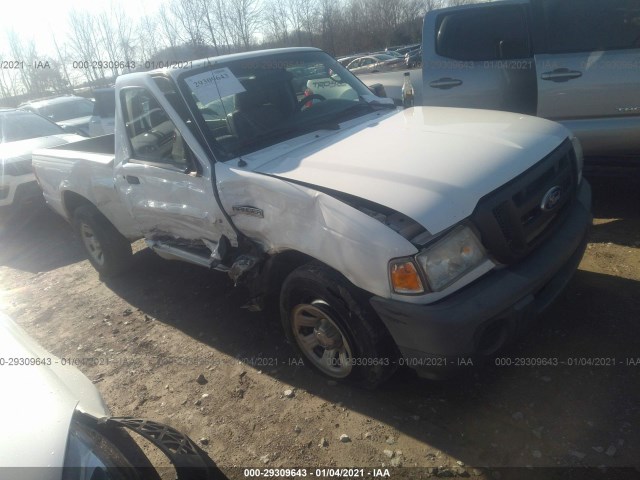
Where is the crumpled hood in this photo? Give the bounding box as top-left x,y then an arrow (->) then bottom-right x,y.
254,107 -> 570,234
0,313 -> 108,471
1,134 -> 84,162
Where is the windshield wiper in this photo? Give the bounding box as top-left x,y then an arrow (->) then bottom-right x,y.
334,98 -> 395,122
360,95 -> 396,110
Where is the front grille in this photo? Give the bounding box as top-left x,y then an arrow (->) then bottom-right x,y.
471,140 -> 577,264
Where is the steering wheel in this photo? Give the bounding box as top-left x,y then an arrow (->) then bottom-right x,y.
296,94 -> 326,111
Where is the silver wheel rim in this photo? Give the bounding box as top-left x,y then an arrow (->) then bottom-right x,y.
291,302 -> 353,378
80,223 -> 105,266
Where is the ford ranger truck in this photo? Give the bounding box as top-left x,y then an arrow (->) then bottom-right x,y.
32,47 -> 592,387
422,0 -> 640,174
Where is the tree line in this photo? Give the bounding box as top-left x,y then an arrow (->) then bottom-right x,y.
0,0 -> 480,101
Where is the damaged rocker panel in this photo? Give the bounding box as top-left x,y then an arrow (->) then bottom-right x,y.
145,233 -> 263,286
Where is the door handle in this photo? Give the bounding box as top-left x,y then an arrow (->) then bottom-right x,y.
125,175 -> 140,185
541,68 -> 582,82
429,78 -> 463,89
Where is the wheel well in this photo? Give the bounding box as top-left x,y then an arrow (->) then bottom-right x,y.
254,250 -> 315,314
63,191 -> 95,219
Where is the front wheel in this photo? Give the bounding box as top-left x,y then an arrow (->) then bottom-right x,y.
280,263 -> 397,388
73,204 -> 132,277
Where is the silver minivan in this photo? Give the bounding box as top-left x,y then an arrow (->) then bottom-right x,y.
422,0 -> 640,167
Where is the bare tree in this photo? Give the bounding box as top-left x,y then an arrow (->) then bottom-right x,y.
2,0 -> 442,98
318,0 -> 340,54
199,0 -> 220,54
68,10 -> 105,82
211,0 -> 234,53
137,15 -> 160,61
52,34 -> 73,91
158,4 -> 180,50
286,0 -> 305,45
263,0 -> 290,46
0,68 -> 13,98
227,0 -> 261,50
113,5 -> 135,72
170,0 -> 206,47
297,0 -> 318,45
97,11 -> 121,77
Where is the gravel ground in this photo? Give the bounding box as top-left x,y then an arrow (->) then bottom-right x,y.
1,177 -> 639,479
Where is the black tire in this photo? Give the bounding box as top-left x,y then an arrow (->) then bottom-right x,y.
280,263 -> 398,388
73,204 -> 132,277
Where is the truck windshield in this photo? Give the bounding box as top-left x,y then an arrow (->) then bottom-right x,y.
179,50 -> 383,159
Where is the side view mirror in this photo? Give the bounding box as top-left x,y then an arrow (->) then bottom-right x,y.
368,83 -> 387,98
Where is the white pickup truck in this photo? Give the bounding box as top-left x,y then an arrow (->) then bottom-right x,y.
33,47 -> 592,387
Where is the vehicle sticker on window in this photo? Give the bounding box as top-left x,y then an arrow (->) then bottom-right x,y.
186,67 -> 246,105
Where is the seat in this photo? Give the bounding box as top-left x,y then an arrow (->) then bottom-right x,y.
227,78 -> 289,142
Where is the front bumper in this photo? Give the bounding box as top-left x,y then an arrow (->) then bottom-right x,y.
370,181 -> 592,379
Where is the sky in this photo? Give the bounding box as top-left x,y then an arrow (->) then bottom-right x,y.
0,0 -> 158,58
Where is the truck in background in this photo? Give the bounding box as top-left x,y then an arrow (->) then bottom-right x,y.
422,0 -> 640,174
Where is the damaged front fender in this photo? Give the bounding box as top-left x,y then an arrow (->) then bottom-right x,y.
215,165 -> 419,298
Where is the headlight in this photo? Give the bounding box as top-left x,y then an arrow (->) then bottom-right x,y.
415,225 -> 487,292
570,136 -> 584,185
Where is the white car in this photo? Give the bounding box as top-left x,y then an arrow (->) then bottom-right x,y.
19,96 -> 94,137
0,312 -> 225,479
346,54 -> 405,74
0,109 -> 84,219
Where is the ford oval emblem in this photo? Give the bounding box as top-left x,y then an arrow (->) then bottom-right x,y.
541,186 -> 563,211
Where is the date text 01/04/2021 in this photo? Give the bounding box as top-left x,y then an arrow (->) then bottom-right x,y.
243,468 -> 392,478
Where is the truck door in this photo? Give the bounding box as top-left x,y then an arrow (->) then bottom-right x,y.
531,0 -> 640,157
115,85 -> 234,260
422,1 -> 537,115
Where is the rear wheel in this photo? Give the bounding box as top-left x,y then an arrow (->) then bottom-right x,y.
73,204 -> 132,277
280,263 -> 397,388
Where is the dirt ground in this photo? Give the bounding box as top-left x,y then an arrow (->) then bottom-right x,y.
1,177 -> 639,479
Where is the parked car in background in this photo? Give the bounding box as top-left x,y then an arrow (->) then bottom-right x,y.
0,312 -> 225,479
422,0 -> 640,171
392,44 -> 421,56
88,88 -> 116,137
336,54 -> 364,67
0,109 -> 84,218
346,54 -> 405,74
405,48 -> 422,68
19,95 -> 94,136
371,50 -> 404,59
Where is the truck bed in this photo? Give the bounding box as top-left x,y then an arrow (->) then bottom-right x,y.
32,134 -> 119,224
44,134 -> 115,155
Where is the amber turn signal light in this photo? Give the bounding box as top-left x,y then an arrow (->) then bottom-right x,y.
389,260 -> 424,294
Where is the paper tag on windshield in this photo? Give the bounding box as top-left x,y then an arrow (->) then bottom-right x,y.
185,67 -> 246,105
